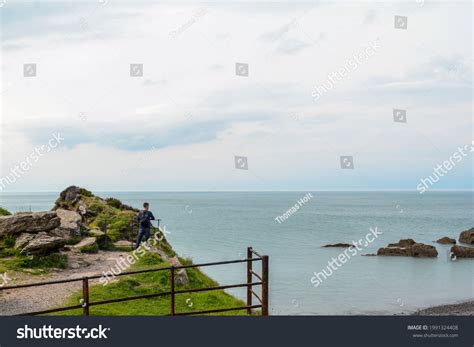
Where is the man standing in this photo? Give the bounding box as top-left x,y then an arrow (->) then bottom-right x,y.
135,202 -> 155,249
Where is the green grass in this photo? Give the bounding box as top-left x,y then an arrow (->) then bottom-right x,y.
0,207 -> 11,216
49,252 -> 250,316
0,252 -> 68,275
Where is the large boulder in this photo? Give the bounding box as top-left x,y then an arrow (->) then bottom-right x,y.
459,228 -> 474,244
14,232 -> 66,255
450,245 -> 474,258
377,239 -> 438,258
0,212 -> 60,236
436,236 -> 456,245
52,209 -> 82,240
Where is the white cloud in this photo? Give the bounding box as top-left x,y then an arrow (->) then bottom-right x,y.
0,1 -> 471,191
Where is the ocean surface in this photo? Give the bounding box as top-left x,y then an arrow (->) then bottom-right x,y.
1,191 -> 472,315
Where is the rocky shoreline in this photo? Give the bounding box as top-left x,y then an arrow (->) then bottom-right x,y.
411,300 -> 474,316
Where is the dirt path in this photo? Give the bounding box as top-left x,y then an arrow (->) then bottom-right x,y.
0,250 -> 130,315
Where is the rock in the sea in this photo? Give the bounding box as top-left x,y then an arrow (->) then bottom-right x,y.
377,239 -> 438,258
0,212 -> 60,236
14,232 -> 66,255
387,239 -> 416,248
459,228 -> 474,244
436,236 -> 456,245
322,243 -> 353,248
450,245 -> 474,258
377,247 -> 410,256
410,243 -> 438,257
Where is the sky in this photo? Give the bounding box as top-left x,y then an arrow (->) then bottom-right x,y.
0,0 -> 472,192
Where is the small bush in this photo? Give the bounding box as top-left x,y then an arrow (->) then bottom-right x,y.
79,188 -> 93,197
80,243 -> 99,254
0,248 -> 17,257
106,198 -> 122,209
120,203 -> 139,212
88,201 -> 106,215
2,235 -> 16,248
0,207 -> 11,216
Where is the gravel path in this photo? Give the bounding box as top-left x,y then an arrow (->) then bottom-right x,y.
0,250 -> 130,315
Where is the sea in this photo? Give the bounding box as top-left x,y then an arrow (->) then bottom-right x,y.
1,191 -> 472,315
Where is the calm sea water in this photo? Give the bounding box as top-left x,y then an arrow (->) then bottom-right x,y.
1,191 -> 472,315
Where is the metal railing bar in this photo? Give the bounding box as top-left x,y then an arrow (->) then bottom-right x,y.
15,282 -> 263,316
250,270 -> 262,281
173,305 -> 262,316
0,258 -> 262,291
178,258 -> 261,270
4,248 -> 269,317
249,249 -> 263,258
251,290 -> 262,304
175,282 -> 262,295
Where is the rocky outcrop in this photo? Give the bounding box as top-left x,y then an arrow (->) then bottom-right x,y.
322,243 -> 353,248
450,245 -> 474,258
377,239 -> 438,258
54,186 -> 82,208
459,228 -> 474,244
14,232 -> 66,255
0,212 -> 60,236
436,236 -> 456,245
169,256 -> 189,285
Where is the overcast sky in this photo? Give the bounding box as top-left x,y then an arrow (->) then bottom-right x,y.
0,1 -> 472,192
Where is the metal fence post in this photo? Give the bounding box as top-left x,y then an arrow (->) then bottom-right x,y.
246,247 -> 253,315
261,255 -> 269,316
82,278 -> 89,316
170,267 -> 175,315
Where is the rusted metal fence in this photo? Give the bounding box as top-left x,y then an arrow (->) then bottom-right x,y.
0,247 -> 268,316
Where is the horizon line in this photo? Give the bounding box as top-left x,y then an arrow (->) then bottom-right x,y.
1,189 -> 473,194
